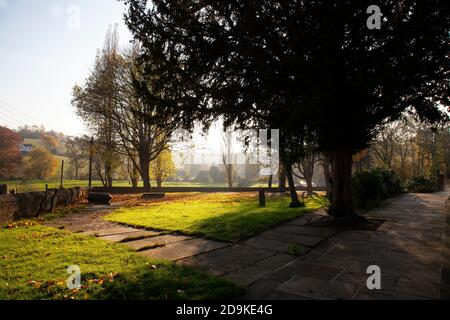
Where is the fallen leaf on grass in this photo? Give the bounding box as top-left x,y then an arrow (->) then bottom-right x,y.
27,280 -> 41,289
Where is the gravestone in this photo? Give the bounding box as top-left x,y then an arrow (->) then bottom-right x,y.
87,192 -> 112,205
142,193 -> 165,200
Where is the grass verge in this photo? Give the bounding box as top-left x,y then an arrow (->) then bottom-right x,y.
0,222 -> 243,300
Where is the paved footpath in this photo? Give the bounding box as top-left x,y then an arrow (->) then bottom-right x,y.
46,188 -> 450,300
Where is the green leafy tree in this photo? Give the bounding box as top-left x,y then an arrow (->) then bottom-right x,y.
150,149 -> 176,187
23,147 -> 58,180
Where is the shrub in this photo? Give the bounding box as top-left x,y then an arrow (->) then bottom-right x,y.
352,168 -> 404,210
375,168 -> 404,196
407,176 -> 435,193
352,170 -> 386,209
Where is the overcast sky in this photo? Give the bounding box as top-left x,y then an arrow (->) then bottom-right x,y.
0,0 -> 132,136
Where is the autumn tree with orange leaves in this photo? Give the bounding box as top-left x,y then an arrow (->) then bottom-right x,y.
0,126 -> 22,179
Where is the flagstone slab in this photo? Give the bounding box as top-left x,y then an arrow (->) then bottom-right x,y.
83,227 -> 143,237
286,215 -> 324,226
391,276 -> 439,299
223,254 -> 297,287
268,261 -> 344,283
124,234 -> 193,251
178,245 -> 275,275
314,255 -> 374,273
322,240 -> 380,258
271,225 -> 338,238
242,237 -> 291,253
140,238 -> 231,261
258,230 -> 324,247
242,279 -> 284,299
98,230 -> 159,242
276,276 -> 358,299
264,290 -> 312,300
353,288 -> 425,300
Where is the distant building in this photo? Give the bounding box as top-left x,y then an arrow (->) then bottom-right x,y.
19,143 -> 33,154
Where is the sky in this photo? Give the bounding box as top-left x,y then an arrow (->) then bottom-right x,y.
0,0 -> 132,136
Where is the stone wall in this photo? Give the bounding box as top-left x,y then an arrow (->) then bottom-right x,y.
0,187 -> 88,225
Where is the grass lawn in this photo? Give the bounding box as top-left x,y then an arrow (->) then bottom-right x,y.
105,193 -> 328,242
0,222 -> 243,300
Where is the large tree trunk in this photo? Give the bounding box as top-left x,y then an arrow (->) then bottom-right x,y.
74,160 -> 79,180
224,164 -> 233,187
304,156 -> 315,197
278,165 -> 286,189
157,178 -> 162,188
306,176 -> 313,197
131,163 -> 139,187
321,155 -> 332,199
140,158 -> 151,189
284,163 -> 303,208
105,163 -> 113,188
328,150 -> 361,220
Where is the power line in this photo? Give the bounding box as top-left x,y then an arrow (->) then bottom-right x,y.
0,99 -> 42,123
0,115 -> 22,128
0,104 -> 39,126
0,99 -> 44,126
0,104 -> 42,126
0,108 -> 32,126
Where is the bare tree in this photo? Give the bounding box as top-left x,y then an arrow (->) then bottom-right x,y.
221,128 -> 235,188
293,148 -> 320,197
72,25 -> 121,187
65,136 -> 89,180
73,27 -> 178,188
107,44 -> 178,188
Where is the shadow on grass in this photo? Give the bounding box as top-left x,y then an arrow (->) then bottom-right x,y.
195,195 -> 328,240
94,263 -> 245,300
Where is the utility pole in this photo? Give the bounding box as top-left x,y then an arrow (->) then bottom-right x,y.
60,160 -> 64,188
88,136 -> 93,188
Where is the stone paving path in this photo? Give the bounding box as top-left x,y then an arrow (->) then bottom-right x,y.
46,189 -> 450,300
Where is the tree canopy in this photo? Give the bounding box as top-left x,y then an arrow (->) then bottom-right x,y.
124,0 -> 449,218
